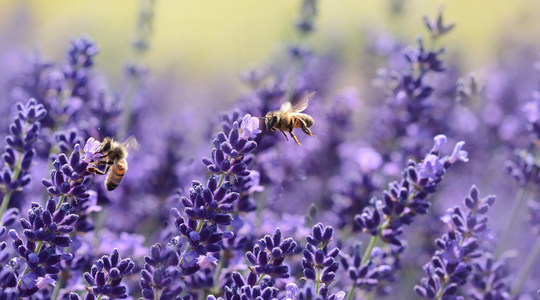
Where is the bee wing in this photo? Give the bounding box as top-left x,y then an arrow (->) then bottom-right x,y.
290,91 -> 315,113
279,101 -> 292,113
122,136 -> 139,154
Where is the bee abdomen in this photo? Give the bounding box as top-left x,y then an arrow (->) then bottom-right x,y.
105,159 -> 127,191
105,178 -> 121,191
303,115 -> 315,127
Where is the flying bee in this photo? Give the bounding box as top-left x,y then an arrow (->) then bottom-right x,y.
87,136 -> 138,191
263,91 -> 316,146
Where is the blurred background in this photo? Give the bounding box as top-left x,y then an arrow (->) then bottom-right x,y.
2,0 -> 540,101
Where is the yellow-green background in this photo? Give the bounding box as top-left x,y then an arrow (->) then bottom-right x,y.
1,0 -> 540,91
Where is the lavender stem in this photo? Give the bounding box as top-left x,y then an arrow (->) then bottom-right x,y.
361,230 -> 380,265
217,173 -> 226,190
495,187 -> 526,258
345,284 -> 356,300
511,233 -> 540,295
435,282 -> 447,300
315,268 -> 321,294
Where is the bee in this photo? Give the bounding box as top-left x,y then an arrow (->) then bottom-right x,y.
87,136 -> 138,191
263,91 -> 316,146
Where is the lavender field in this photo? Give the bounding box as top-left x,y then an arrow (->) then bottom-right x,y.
1,1 -> 540,299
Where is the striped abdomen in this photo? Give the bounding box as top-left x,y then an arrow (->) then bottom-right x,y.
105,159 -> 128,191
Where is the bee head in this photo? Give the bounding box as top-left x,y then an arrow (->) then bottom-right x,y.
100,137 -> 114,154
264,112 -> 279,131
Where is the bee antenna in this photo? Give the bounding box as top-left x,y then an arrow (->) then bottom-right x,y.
98,128 -> 104,139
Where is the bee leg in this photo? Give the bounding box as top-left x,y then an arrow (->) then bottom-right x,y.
288,129 -> 302,146
270,128 -> 277,135
298,119 -> 316,137
88,164 -> 111,175
279,129 -> 289,141
87,167 -> 107,175
91,159 -> 114,167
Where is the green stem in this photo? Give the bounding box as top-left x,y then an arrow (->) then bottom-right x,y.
196,219 -> 204,232
255,273 -> 264,285
495,187 -> 526,259
211,255 -> 225,294
155,287 -> 160,300
405,189 -> 416,205
315,268 -> 321,294
345,284 -> 356,300
361,232 -> 380,265
434,282 -> 447,300
347,190 -> 414,299
0,192 -> 14,227
217,174 -> 226,190
17,240 -> 44,286
51,275 -> 63,300
56,194 -> 67,211
511,236 -> 540,295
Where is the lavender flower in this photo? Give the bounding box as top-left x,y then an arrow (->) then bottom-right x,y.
207,271 -> 277,300
19,200 -> 78,247
54,128 -> 84,154
341,242 -> 394,296
184,267 -> 215,296
245,228 -> 297,280
0,99 -> 47,232
292,282 -> 347,300
66,35 -> 99,68
504,149 -> 539,187
42,144 -> 93,203
431,134 -> 447,153
82,249 -> 134,299
403,37 -> 445,73
456,74 -> 483,104
345,135 -> 467,299
202,121 -> 257,179
422,6 -> 455,40
468,253 -> 511,300
140,242 -> 189,300
8,217 -> 74,297
0,99 -> 46,193
414,185 -> 496,299
357,135 -> 468,246
418,155 -> 445,180
82,137 -> 103,163
177,177 -> 238,226
0,256 -> 21,295
528,200 -> 540,235
295,0 -> 317,34
219,109 -> 242,135
232,170 -> 264,213
171,195 -> 233,274
448,141 -> 469,164
63,35 -> 99,101
302,223 -> 339,290
240,114 -> 262,140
